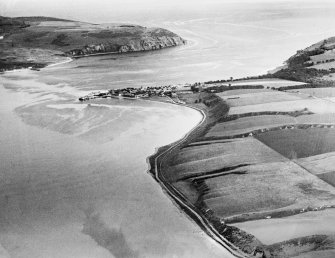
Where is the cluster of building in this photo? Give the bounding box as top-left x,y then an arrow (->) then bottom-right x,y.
79,85 -> 178,101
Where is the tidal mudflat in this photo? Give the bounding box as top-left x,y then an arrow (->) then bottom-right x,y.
0,69 -> 231,258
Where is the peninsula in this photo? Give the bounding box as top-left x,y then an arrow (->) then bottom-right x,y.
146,37 -> 335,258
0,16 -> 186,72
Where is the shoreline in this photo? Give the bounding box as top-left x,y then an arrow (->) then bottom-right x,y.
0,42 -> 185,74
46,57 -> 73,68
69,43 -> 187,58
0,57 -> 73,74
146,97 -> 248,258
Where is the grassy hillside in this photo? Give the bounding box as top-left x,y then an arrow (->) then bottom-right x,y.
0,16 -> 186,72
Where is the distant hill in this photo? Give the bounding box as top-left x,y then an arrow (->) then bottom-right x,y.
13,16 -> 74,22
271,36 -> 335,85
0,16 -> 186,71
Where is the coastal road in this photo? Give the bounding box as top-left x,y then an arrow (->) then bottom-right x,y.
153,104 -> 249,258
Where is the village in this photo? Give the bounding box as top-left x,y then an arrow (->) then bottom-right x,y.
77,80 -> 269,103
77,79 -> 246,102
78,84 -> 189,102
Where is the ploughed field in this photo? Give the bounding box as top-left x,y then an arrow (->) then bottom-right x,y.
163,85 -> 335,257
256,128 -> 335,159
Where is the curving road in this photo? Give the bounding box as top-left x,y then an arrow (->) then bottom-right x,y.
152,104 -> 249,258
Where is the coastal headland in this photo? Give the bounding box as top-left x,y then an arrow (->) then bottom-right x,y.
0,16 -> 186,72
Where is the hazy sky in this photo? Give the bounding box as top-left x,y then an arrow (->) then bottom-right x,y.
0,0 -> 330,23
0,0 -> 249,22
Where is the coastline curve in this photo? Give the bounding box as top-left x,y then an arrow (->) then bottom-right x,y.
147,102 -> 249,258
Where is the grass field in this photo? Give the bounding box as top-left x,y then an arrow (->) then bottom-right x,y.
205,113 -> 335,138
168,134 -> 335,220
298,152 -> 335,175
218,91 -> 303,107
216,89 -> 272,96
288,88 -> 335,98
308,49 -> 335,71
318,172 -> 335,188
229,98 -> 335,115
310,50 -> 335,64
206,115 -> 297,138
164,138 -> 285,182
202,160 -> 335,218
311,62 -> 335,70
296,113 -> 335,123
222,78 -> 308,89
256,128 -> 335,159
297,152 -> 335,187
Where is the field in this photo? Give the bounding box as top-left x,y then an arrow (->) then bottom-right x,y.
164,137 -> 286,182
216,88 -> 335,115
202,160 -> 335,218
256,128 -> 335,159
297,113 -> 335,123
311,61 -> 335,70
288,87 -> 335,98
217,88 -> 272,96
218,91 -> 303,107
298,152 -> 335,175
297,152 -> 335,187
165,134 -> 335,221
310,50 -> 335,64
206,115 -> 297,138
318,172 -> 335,188
233,209 -> 335,244
205,113 -> 335,138
223,78 -> 308,89
309,49 -> 335,70
321,73 -> 335,82
228,98 -> 335,115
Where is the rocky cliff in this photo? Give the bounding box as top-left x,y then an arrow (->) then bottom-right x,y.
65,28 -> 186,57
